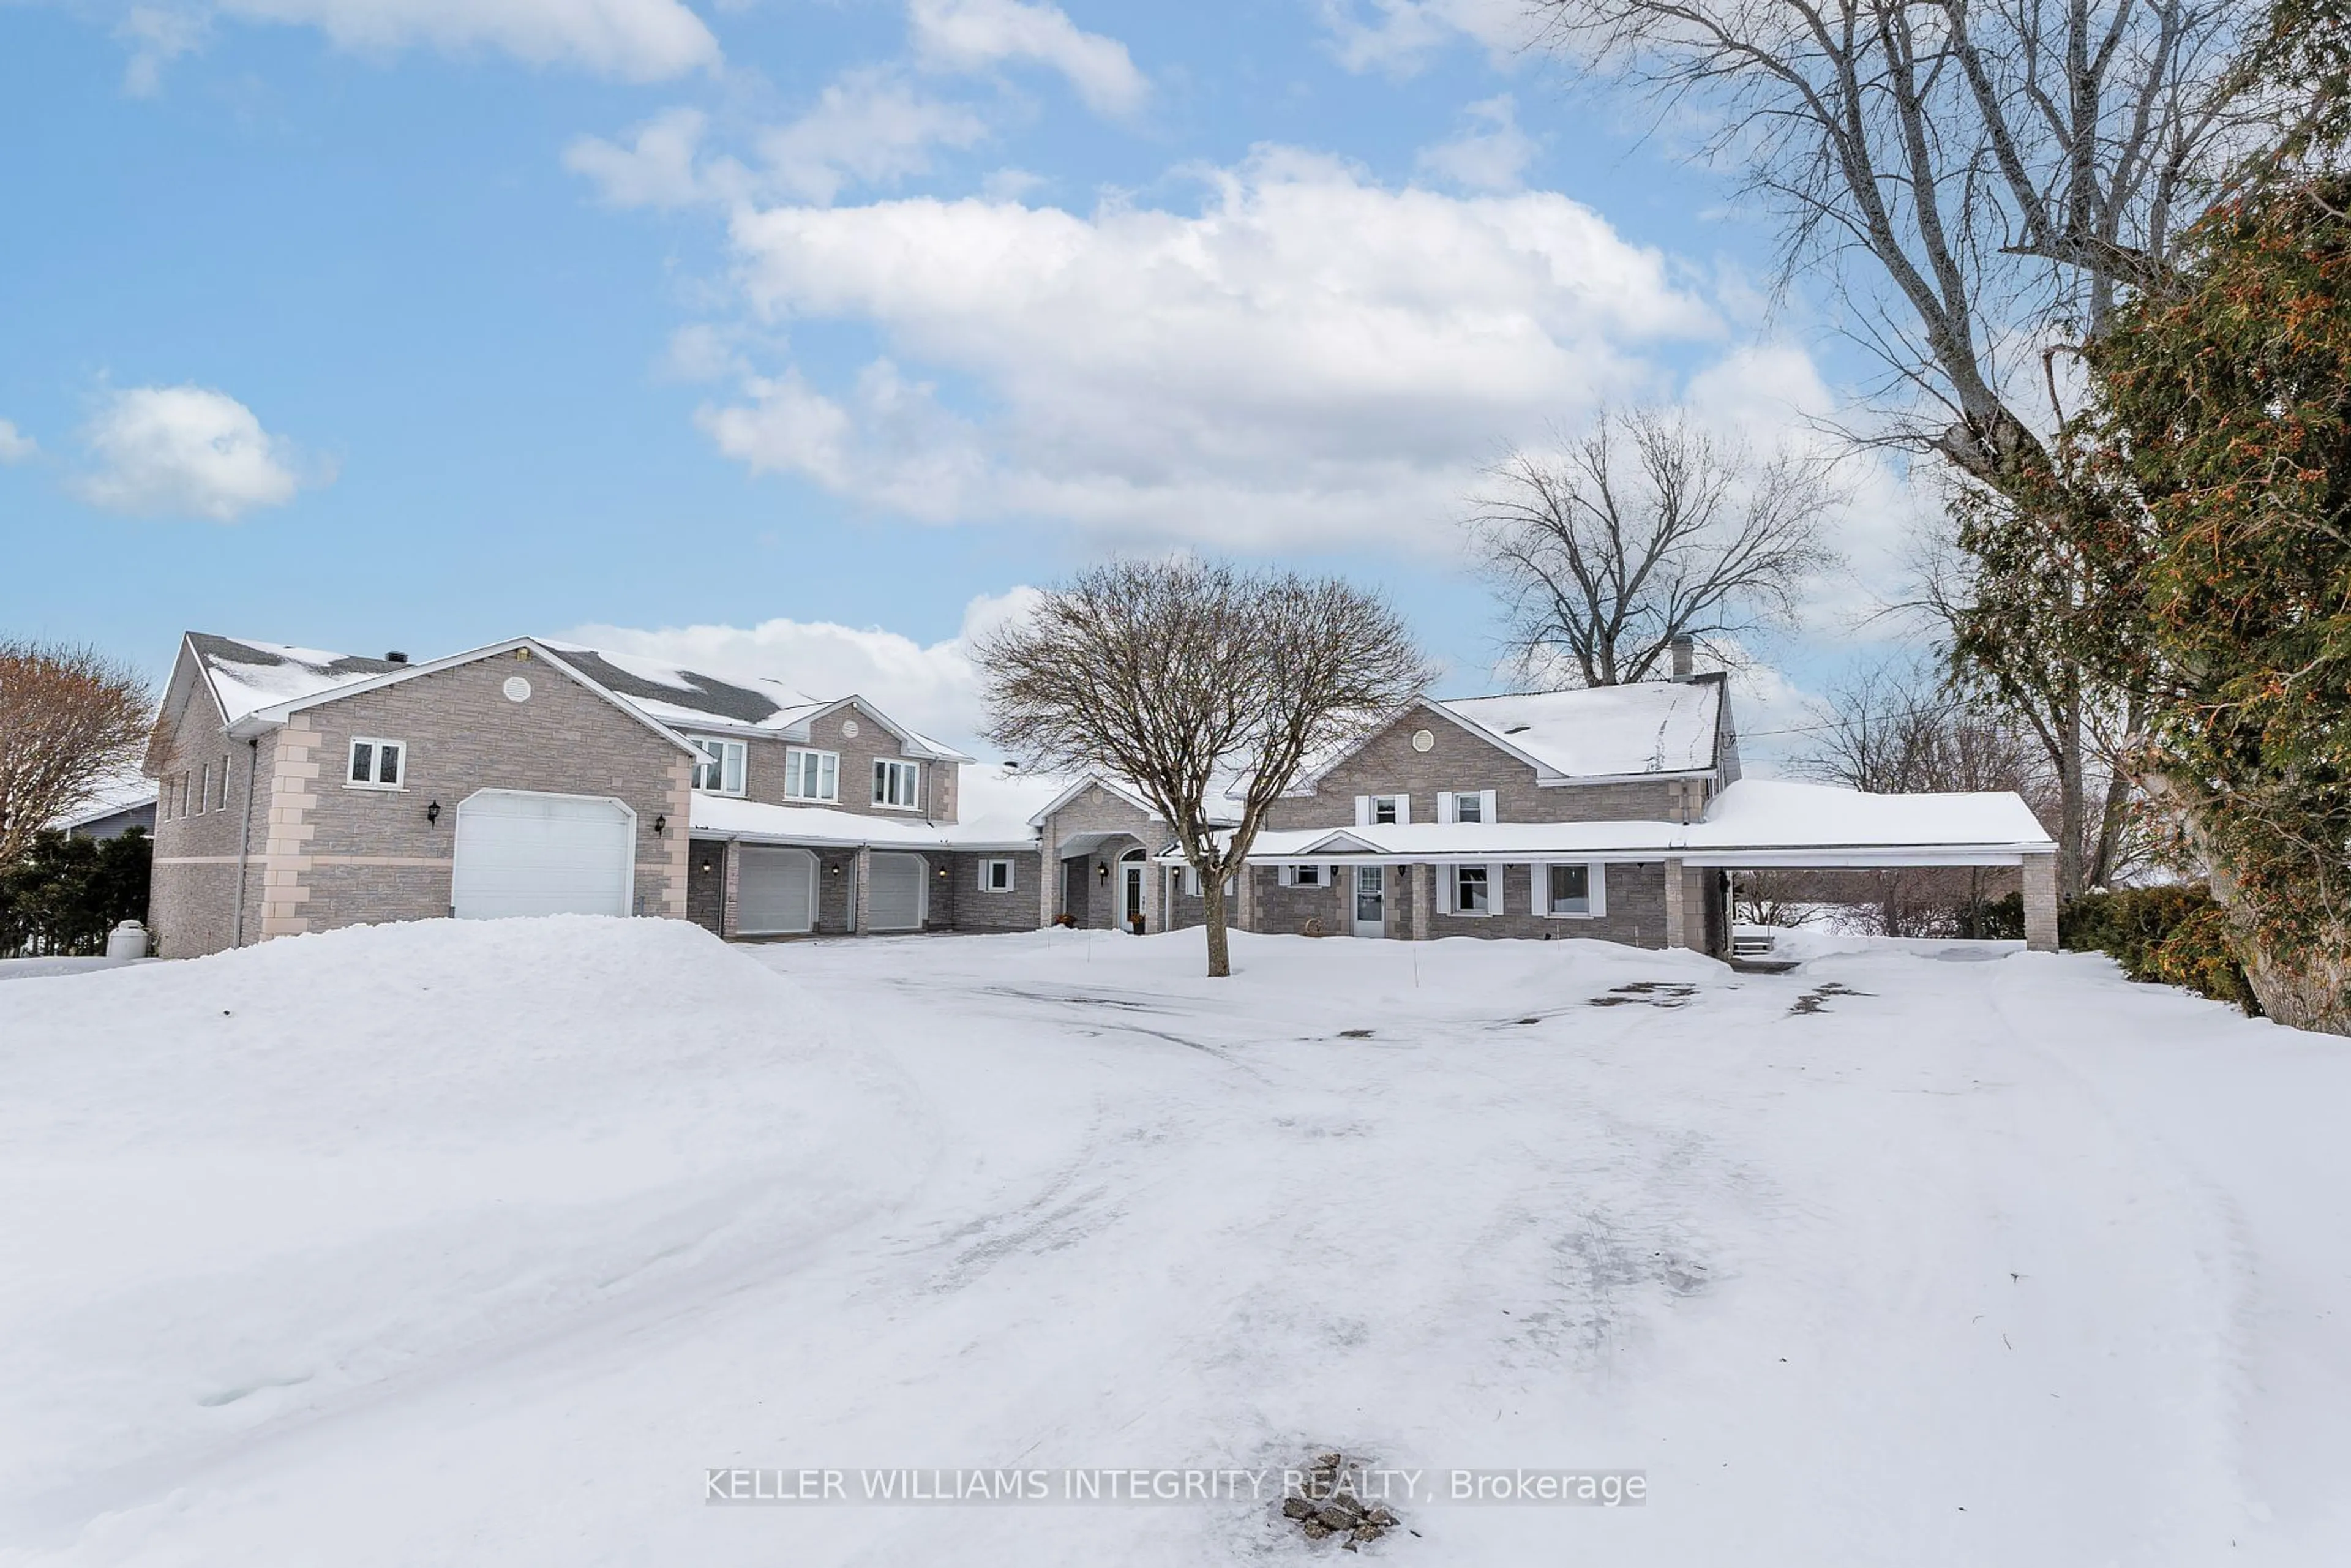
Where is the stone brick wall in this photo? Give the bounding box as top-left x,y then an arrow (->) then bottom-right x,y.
685,701 -> 958,824
936,851 -> 1044,933
250,649 -> 693,942
148,676 -> 275,958
686,838 -> 727,934
1266,702 -> 1703,831
1036,784 -> 1157,929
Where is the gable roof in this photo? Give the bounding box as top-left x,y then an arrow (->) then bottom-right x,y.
223,637 -> 704,757
1282,678 -> 1728,797
187,634 -> 408,729
1442,680 -> 1724,781
539,642 -> 973,763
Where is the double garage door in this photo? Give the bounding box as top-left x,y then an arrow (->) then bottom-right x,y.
452,790 -> 636,920
735,847 -> 926,934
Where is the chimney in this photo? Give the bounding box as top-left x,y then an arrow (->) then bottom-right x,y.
385,651 -> 410,664
1669,635 -> 1695,680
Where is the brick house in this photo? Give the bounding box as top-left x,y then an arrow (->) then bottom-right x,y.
145,631 -> 2059,958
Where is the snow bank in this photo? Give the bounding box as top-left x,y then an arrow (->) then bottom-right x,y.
0,918 -> 926,1527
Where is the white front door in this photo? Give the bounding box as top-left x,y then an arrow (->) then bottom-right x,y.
1352,865 -> 1385,938
452,790 -> 635,920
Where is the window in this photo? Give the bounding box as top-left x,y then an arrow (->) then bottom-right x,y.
217,755 -> 230,811
689,737 -> 748,795
1452,865 -> 1491,915
874,757 -> 921,809
980,858 -> 1016,892
196,762 -> 210,815
1542,863 -> 1607,918
1356,793 -> 1409,826
348,737 -> 405,789
783,748 -> 838,802
1283,863 -> 1326,887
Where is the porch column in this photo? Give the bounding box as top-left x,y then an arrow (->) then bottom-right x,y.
1412,862 -> 1433,940
2022,852 -> 2059,952
1040,819 -> 1059,928
853,846 -> 872,934
720,840 -> 741,940
1663,857 -> 1687,950
1237,863 -> 1256,932
1338,866 -> 1354,936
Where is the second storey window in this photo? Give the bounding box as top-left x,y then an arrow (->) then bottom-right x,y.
348,737 -> 405,789
1357,793 -> 1409,826
691,738 -> 748,796
784,747 -> 838,802
874,758 -> 920,809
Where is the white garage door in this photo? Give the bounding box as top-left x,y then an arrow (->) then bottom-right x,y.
452,790 -> 635,920
867,852 -> 926,931
738,846 -> 816,935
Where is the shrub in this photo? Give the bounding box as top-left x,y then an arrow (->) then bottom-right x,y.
2060,883 -> 2260,1016
0,827 -> 152,958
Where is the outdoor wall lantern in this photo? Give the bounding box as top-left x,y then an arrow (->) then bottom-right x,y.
1098,861 -> 1110,883
425,800 -> 440,827
653,813 -> 666,836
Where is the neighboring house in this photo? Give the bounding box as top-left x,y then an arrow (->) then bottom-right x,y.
55,788 -> 157,842
145,630 -> 2062,958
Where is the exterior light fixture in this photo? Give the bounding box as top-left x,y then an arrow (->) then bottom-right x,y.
653,813 -> 666,836
1098,861 -> 1110,883
425,800 -> 440,827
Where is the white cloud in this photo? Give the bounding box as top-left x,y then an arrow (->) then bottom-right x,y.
0,419 -> 36,464
555,587 -> 1042,763
697,146 -> 1717,549
1415,94 -> 1538,192
216,0 -> 719,81
757,69 -> 991,203
1318,0 -> 1536,75
568,74 -> 990,210
116,6 -> 207,96
908,0 -> 1148,116
565,107 -> 741,209
77,386 -> 317,522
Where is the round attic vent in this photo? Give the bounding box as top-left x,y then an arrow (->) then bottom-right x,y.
503,677 -> 532,703
841,719 -> 860,738
1411,729 -> 1434,752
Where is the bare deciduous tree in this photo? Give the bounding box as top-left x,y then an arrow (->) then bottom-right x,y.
1527,0 -> 2288,895
1469,407 -> 1843,686
0,638 -> 154,866
977,560 -> 1433,978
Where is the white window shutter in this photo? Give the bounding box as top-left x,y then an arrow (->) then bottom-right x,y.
1436,790 -> 1455,824
1397,796 -> 1413,825
1490,863 -> 1507,915
1480,790 -> 1498,823
1278,864 -> 1294,887
1354,795 -> 1371,827
1440,866 -> 1456,915
1588,863 -> 1608,918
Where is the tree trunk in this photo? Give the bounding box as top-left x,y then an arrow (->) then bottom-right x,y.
1201,869 -> 1232,978
2147,775 -> 2351,1034
2053,690 -> 2087,901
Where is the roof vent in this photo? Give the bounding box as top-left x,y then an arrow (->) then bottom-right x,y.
385,651 -> 410,664
1505,724 -> 1532,735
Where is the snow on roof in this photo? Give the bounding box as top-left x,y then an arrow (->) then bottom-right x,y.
1685,779 -> 2053,852
1217,779 -> 2053,866
189,634 -> 404,727
689,795 -> 1038,851
1440,681 -> 1723,779
539,643 -> 823,730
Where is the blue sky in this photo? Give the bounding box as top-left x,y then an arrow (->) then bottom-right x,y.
0,0 -> 1918,760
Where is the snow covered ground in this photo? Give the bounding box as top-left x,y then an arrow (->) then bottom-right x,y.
3,918 -> 2347,1564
